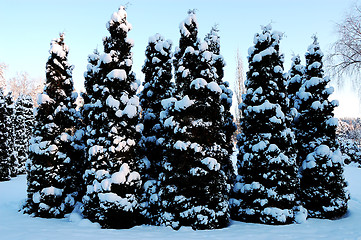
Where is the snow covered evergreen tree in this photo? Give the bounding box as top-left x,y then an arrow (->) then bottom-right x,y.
4,92 -> 17,177
156,11 -> 232,230
0,89 -> 11,181
82,6 -> 143,229
205,25 -> 220,54
173,10 -> 200,99
138,33 -> 174,224
23,33 -> 82,218
204,25 -> 236,184
13,94 -> 34,175
287,54 -> 305,112
230,25 -> 300,225
296,36 -> 349,219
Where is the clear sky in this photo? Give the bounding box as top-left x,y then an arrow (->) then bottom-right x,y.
0,0 -> 359,117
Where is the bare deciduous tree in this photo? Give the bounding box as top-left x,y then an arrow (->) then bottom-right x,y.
0,63 -> 7,89
234,49 -> 246,129
7,72 -> 44,104
327,3 -> 361,90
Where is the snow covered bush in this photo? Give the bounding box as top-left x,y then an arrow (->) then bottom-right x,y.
230,24 -> 300,225
337,119 -> 361,166
338,137 -> 361,166
81,6 -> 143,229
155,10 -> 234,230
23,33 -> 83,218
295,36 -> 349,219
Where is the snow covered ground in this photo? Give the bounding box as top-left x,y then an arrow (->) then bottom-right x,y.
1,166 -> 361,240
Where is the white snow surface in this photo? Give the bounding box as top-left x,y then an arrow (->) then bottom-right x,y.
107,69 -> 127,81
106,95 -> 120,109
190,78 -> 207,90
201,157 -> 220,171
175,95 -> 194,111
1,166 -> 361,239
42,186 -> 63,197
37,94 -> 54,105
207,82 -> 222,93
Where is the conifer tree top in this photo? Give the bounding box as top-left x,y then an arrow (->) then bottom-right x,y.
291,54 -> 302,69
253,24 -> 282,45
205,25 -> 220,55
45,32 -> 74,103
288,54 -> 305,84
107,6 -> 132,33
248,24 -> 284,63
179,9 -> 198,36
305,35 -> 325,79
306,35 -> 324,58
49,33 -> 69,60
147,33 -> 172,53
178,10 -> 199,51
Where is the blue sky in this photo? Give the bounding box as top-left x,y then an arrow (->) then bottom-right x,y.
0,0 -> 359,117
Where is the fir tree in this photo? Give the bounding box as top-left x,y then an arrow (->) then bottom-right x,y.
204,25 -> 236,185
14,94 -> 34,175
0,89 -> 11,181
173,9 -> 199,98
204,25 -> 220,55
157,11 -> 231,230
5,92 -> 17,177
82,6 -> 143,229
296,36 -> 349,219
139,33 -> 174,224
287,54 -> 305,112
230,25 -> 300,225
23,33 -> 81,217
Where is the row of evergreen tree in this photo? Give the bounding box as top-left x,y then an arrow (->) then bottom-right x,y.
0,92 -> 33,181
230,26 -> 348,224
0,6 -> 348,230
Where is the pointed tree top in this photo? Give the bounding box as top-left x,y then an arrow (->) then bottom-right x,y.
205,24 -> 221,54
179,10 -> 198,37
187,9 -> 197,15
107,6 -> 132,32
211,24 -> 219,32
261,23 -> 272,33
311,34 -> 319,45
59,32 -> 65,41
291,54 -> 301,65
49,32 -> 68,58
306,34 -> 323,58
207,24 -> 220,39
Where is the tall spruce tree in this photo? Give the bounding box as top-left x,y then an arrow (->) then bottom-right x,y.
23,33 -> 80,217
0,89 -> 11,181
230,25 -> 300,224
5,92 -> 17,177
14,94 -> 34,175
82,6 -> 143,229
173,10 -> 200,99
204,25 -> 220,54
139,33 -> 174,224
296,36 -> 349,219
204,25 -> 236,185
287,55 -> 305,112
157,11 -> 231,230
